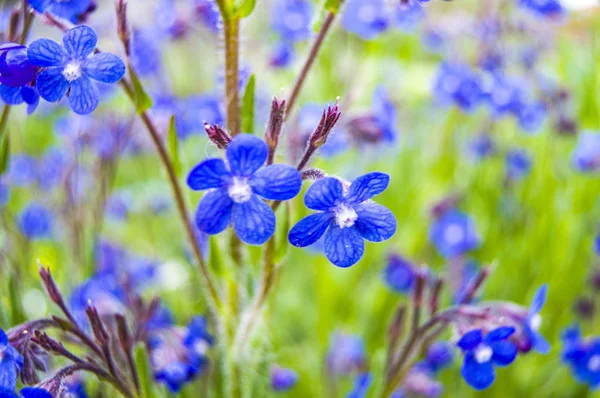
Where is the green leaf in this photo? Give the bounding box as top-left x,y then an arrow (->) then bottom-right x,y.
168,115 -> 182,177
134,343 -> 161,398
236,0 -> 256,18
0,133 -> 10,176
130,69 -> 153,113
324,0 -> 343,13
241,74 -> 256,134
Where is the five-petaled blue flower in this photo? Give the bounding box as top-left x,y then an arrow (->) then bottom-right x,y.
457,327 -> 518,390
187,134 -> 302,245
289,173 -> 396,268
521,284 -> 550,354
341,0 -> 390,40
27,26 -> 126,115
0,329 -> 23,392
428,210 -> 480,258
28,0 -> 94,24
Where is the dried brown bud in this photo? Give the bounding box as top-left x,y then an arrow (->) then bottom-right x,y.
204,123 -> 232,149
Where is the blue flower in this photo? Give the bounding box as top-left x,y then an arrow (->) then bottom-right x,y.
183,317 -> 214,370
0,329 -> 23,391
384,254 -> 415,294
428,210 -> 480,258
289,173 -> 396,267
6,154 -> 37,187
271,0 -> 313,42
506,149 -> 532,180
269,41 -> 295,68
467,134 -> 494,160
346,373 -> 372,398
371,86 -> 398,143
434,63 -> 483,112
0,181 -> 9,207
520,284 -> 551,354
517,102 -> 547,133
187,134 -> 302,245
519,0 -> 564,17
37,147 -> 69,191
0,84 -> 39,114
69,274 -> 127,328
0,44 -> 37,87
396,1 -> 425,32
341,0 -> 390,40
0,388 -> 53,398
28,26 -> 126,115
193,0 -> 221,32
18,203 -> 53,240
271,366 -> 298,391
562,330 -> 600,390
28,0 -> 94,23
572,131 -> 600,172
595,234 -> 600,256
326,333 -> 366,376
457,327 -> 518,390
130,29 -> 162,77
424,342 -> 454,373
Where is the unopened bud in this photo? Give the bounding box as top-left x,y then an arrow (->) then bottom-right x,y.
309,101 -> 341,149
266,97 -> 286,150
86,305 -> 109,346
204,122 -> 232,149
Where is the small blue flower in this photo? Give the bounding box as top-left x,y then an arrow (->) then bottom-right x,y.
519,0 -> 564,17
37,147 -> 69,191
187,134 -> 302,245
371,86 -> 398,143
428,210 -> 480,258
457,327 -> 517,390
384,254 -> 415,294
424,342 -> 454,373
326,333 -> 366,376
572,131 -> 600,172
562,330 -> 600,390
130,29 -> 162,77
520,284 -> 550,354
467,134 -> 494,160
506,149 -> 532,180
18,203 -> 53,240
6,154 -> 37,187
0,44 -> 37,87
28,26 -> 126,115
28,0 -> 94,23
396,1 -> 425,32
0,329 -> 23,391
183,317 -> 214,370
289,173 -> 396,267
271,366 -> 298,392
517,102 -> 547,134
271,0 -> 313,42
269,41 -> 295,68
342,0 -> 390,40
193,0 -> 221,32
434,62 -> 483,112
346,373 -> 372,398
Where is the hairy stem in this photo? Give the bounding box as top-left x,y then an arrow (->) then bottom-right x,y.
224,17 -> 241,136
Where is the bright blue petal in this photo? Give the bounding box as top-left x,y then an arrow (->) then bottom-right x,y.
21,387 -> 52,398
232,195 -> 276,245
27,38 -> 67,67
529,284 -> 548,316
324,225 -> 364,268
485,327 -> 515,342
187,159 -> 230,191
490,341 -> 517,366
345,172 -> 390,204
0,330 -> 7,345
249,164 -> 302,200
353,202 -> 396,242
0,389 -> 19,398
36,67 -> 69,102
532,333 -> 551,354
457,329 -> 483,351
195,188 -> 233,235
0,361 -> 17,391
304,177 -> 343,211
226,134 -> 268,176
460,352 -> 495,390
83,53 -> 126,83
0,85 -> 23,105
63,26 -> 97,61
27,0 -> 53,13
68,76 -> 99,115
288,212 -> 333,247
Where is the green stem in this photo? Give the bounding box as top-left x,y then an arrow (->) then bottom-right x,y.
224,17 -> 241,136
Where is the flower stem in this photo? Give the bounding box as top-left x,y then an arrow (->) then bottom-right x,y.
224,17 -> 241,136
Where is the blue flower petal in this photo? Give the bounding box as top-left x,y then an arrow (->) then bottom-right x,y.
490,341 -> 517,366
187,159 -> 230,191
195,188 -> 233,235
27,0 -> 53,13
83,53 -> 126,83
232,195 -> 276,245
353,202 -> 396,242
532,333 -> 551,354
529,284 -> 548,317
226,134 -> 268,176
457,329 -> 483,351
0,85 -> 23,105
63,26 -> 97,61
460,352 -> 495,390
0,389 -> 20,398
69,76 -> 99,115
304,177 -> 343,211
36,67 -> 69,102
249,164 -> 302,200
0,330 -> 7,345
27,38 -> 67,67
345,172 -> 390,204
288,212 -> 333,247
21,387 -> 53,398
0,361 -> 17,392
324,225 -> 364,268
485,327 -> 515,342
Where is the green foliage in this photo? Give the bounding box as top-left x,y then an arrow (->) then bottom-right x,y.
241,74 -> 256,134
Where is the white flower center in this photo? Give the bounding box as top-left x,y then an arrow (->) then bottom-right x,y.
194,340 -> 209,356
227,177 -> 252,203
284,12 -> 304,31
334,204 -> 358,228
358,5 -> 377,23
474,344 -> 493,364
443,224 -> 464,245
529,314 -> 542,331
63,62 -> 82,82
589,355 -> 600,372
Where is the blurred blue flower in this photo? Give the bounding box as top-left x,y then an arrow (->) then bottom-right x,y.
506,149 -> 532,180
183,317 -> 214,369
6,154 -> 37,187
595,235 -> 600,256
271,366 -> 298,391
289,173 -> 396,267
517,102 -> 547,133
428,210 -> 480,258
572,131 -> 600,172
269,41 -> 295,68
346,373 -> 372,398
396,1 -> 425,32
271,0 -> 313,42
0,45 -> 37,87
69,273 -> 128,328
457,327 -> 517,390
37,147 -> 69,191
176,95 -> 224,139
468,134 -> 494,160
18,203 -> 53,240
193,0 -> 221,32
371,86 -> 398,143
561,327 -> 600,389
484,76 -> 525,118
188,134 -> 302,245
421,29 -> 445,53
520,0 -> 564,17
28,26 -> 126,115
434,63 -> 483,112
106,191 -> 132,221
28,0 -> 94,23
0,181 -> 8,207
424,342 -> 454,373
0,329 -> 23,391
130,29 -> 162,77
342,0 -> 390,40
326,332 -> 366,376
384,254 -> 415,294
521,284 -> 550,354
